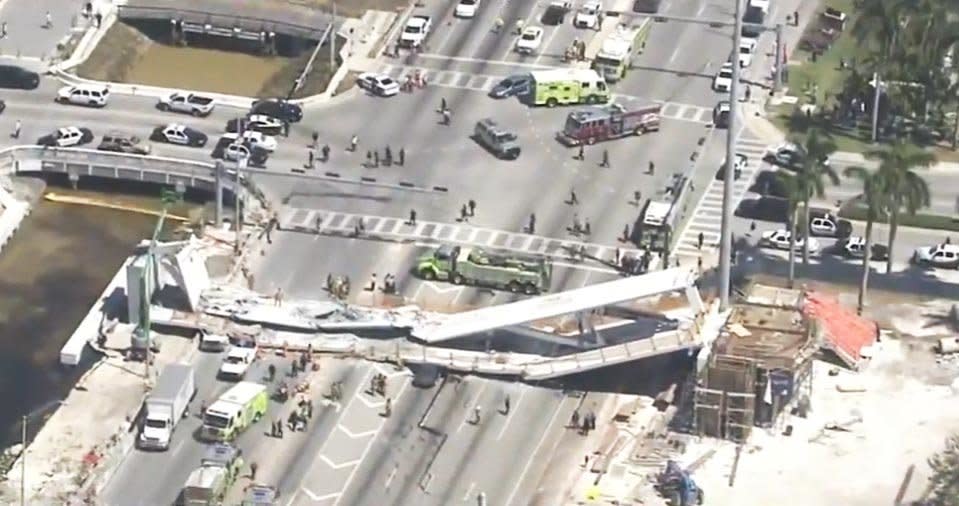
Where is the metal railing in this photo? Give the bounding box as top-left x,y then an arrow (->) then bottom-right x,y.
117,5 -> 329,40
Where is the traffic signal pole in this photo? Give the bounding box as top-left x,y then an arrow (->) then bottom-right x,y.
719,0 -> 745,311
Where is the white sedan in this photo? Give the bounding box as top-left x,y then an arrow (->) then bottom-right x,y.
713,62 -> 733,92
760,229 -> 821,254
516,26 -> 544,55
357,72 -> 400,97
227,130 -> 277,152
455,0 -> 480,18
574,0 -> 602,28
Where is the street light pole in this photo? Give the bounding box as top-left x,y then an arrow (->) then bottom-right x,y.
719,0 -> 745,311
20,414 -> 25,506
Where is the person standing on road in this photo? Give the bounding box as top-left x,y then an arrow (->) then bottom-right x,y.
570,409 -> 580,429
600,149 -> 610,168
322,144 -> 330,162
440,97 -> 447,113
409,209 -> 417,226
473,405 -> 482,424
468,199 -> 476,217
311,130 -> 319,148
12,120 -> 20,139
398,147 -> 405,166
647,160 -> 655,174
460,204 -> 469,222
373,150 -> 380,167
349,134 -> 358,152
576,144 -> 584,160
1,22 -> 7,39
570,189 -> 579,205
528,213 -> 536,234
503,395 -> 510,415
308,149 -> 314,168
633,190 -> 641,205
44,11 -> 52,28
250,462 -> 258,480
442,109 -> 451,126
268,364 -> 276,382
384,146 -> 393,166
697,231 -> 704,249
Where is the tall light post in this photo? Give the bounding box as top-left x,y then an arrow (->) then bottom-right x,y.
20,400 -> 67,506
719,0 -> 745,310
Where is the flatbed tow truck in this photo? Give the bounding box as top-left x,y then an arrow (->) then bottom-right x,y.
416,245 -> 552,294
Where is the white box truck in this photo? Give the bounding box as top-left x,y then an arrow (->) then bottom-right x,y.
139,363 -> 197,451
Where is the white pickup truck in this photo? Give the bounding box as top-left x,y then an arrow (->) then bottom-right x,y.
400,15 -> 432,48
218,345 -> 257,381
157,92 -> 216,117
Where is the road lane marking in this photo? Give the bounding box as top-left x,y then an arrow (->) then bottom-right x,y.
385,465 -> 398,488
504,396 -> 571,506
496,387 -> 527,440
338,425 -> 379,439
320,454 -> 362,469
415,52 -> 562,70
463,482 -> 477,501
301,488 -> 341,502
534,25 -> 564,65
334,379 -> 411,506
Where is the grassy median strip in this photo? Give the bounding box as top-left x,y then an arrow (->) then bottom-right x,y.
838,197 -> 959,233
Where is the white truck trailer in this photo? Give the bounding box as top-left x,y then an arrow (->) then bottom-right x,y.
138,363 -> 197,451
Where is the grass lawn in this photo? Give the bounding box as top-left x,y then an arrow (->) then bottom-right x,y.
767,0 -> 959,161
78,22 -> 339,98
271,0 -> 409,18
839,197 -> 959,232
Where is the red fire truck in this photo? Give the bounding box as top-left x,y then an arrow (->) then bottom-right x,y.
556,102 -> 661,146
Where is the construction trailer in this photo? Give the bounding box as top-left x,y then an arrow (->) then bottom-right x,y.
693,293 -> 816,442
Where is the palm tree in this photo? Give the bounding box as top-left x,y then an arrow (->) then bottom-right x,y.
776,172 -> 802,288
792,128 -> 839,266
865,140 -> 935,273
843,166 -> 887,314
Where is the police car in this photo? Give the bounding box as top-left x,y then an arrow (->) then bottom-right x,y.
715,154 -> 748,180
225,115 -> 284,136
455,0 -> 480,18
150,123 -> 208,147
712,63 -> 733,92
36,126 -> 94,147
835,236 -> 888,260
574,0 -> 603,28
357,72 -> 400,97
912,243 -> 959,269
760,229 -> 821,254
223,130 -> 277,152
213,136 -> 270,167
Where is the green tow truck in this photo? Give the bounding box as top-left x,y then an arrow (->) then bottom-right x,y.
179,443 -> 244,505
416,245 -> 552,294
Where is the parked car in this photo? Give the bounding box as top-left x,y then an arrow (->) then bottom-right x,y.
764,141 -> 831,170
489,75 -> 531,99
737,37 -> 757,67
712,63 -> 733,92
157,92 -> 215,117
250,98 -> 302,123
516,26 -> 544,54
151,124 -> 208,147
712,100 -> 730,128
912,243 -> 959,269
542,0 -> 571,25
218,345 -> 257,380
574,0 -> 603,28
455,0 -> 480,18
98,131 -> 152,155
223,130 -> 277,152
37,126 -> 94,147
56,84 -> 109,107
225,115 -> 285,136
737,196 -> 789,222
750,170 -> 788,198
835,237 -> 888,260
715,154 -> 748,180
213,136 -> 270,167
357,72 -> 400,97
808,210 -> 851,238
0,64 -> 40,90
760,229 -> 821,253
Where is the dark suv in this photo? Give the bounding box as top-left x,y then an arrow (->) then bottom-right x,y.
250,98 -> 303,123
0,65 -> 40,90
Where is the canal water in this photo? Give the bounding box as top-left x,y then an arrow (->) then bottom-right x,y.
0,178 -> 207,446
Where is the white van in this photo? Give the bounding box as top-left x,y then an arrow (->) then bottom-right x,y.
57,84 -> 110,107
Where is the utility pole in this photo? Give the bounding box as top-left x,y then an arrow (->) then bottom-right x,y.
719,0 -> 745,311
214,160 -> 224,227
774,24 -> 784,93
20,414 -> 25,506
330,2 -> 337,69
871,72 -> 881,142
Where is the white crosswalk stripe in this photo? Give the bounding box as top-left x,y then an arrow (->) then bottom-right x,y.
673,137 -> 769,259
278,207 -> 647,266
377,63 -> 713,124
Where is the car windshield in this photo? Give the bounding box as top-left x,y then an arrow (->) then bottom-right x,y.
224,356 -> 244,364
740,46 -> 751,54
461,0 -> 477,5
144,418 -> 168,429
522,32 -> 537,41
204,413 -> 230,429
381,78 -> 396,86
404,25 -> 420,33
494,132 -> 517,142
719,68 -> 732,78
564,116 -> 584,133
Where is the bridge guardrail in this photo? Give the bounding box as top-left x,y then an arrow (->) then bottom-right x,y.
117,5 -> 328,40
0,146 -> 268,205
